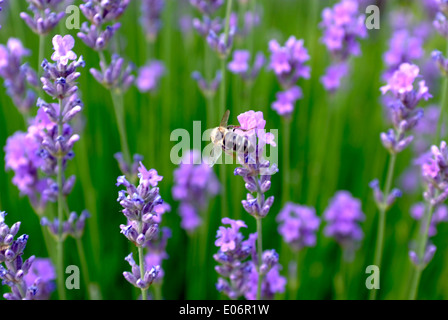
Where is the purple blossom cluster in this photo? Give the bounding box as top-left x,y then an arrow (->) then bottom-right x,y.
136,60 -> 165,93
268,36 -> 310,117
0,212 -> 55,300
20,0 -> 66,35
433,0 -> 448,38
41,210 -> 90,240
379,63 -> 431,154
229,10 -> 260,40
172,150 -> 220,232
117,161 -> 169,291
144,227 -> 171,284
4,35 -> 85,213
323,191 -> 365,255
228,50 -> 265,83
192,70 -> 222,98
214,218 -> 286,300
276,203 -> 320,251
90,53 -> 135,93
78,0 -> 130,51
140,0 -> 164,43
234,111 -> 277,219
319,0 -> 367,92
408,203 -> 447,268
421,141 -> 448,206
383,26 -> 425,81
190,0 -> 224,16
0,38 -> 38,114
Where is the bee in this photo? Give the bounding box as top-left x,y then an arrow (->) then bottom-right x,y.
209,110 -> 255,167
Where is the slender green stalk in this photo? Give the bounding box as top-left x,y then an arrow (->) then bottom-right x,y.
408,203 -> 434,300
153,283 -> 162,300
56,99 -> 66,300
111,90 -> 132,167
256,216 -> 263,300
281,117 -> 291,205
369,153 -> 397,300
75,237 -> 91,300
9,0 -> 25,42
287,250 -> 299,300
38,35 -> 46,74
436,41 -> 448,142
138,245 -> 148,300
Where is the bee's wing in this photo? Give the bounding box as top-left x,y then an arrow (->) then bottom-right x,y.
220,110 -> 230,127
208,145 -> 223,167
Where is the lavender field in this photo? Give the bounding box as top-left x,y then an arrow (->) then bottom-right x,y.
0,0 -> 447,301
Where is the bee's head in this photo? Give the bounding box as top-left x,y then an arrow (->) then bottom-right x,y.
210,127 -> 223,143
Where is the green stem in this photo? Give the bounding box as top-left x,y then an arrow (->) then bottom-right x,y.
111,90 -> 132,168
10,0 -> 25,42
256,216 -> 263,300
282,117 -> 291,204
56,100 -> 66,300
75,237 -> 91,300
138,244 -> 147,300
369,153 -> 397,300
436,41 -> 448,141
38,34 -> 46,74
287,250 -> 299,300
153,283 -> 162,300
408,203 -> 434,300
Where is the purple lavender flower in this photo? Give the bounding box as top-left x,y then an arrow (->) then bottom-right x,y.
276,203 -> 320,251
379,63 -> 431,154
192,70 -> 222,98
228,50 -> 265,82
20,0 -> 66,35
193,16 -> 222,37
432,50 -> 448,76
41,211 -> 90,240
140,0 -> 164,43
172,150 -> 220,232
323,191 -> 365,255
78,0 -> 130,51
233,111 -> 277,219
271,86 -> 302,118
115,153 -> 144,180
268,36 -> 310,90
410,202 -> 448,237
207,28 -> 236,59
144,227 -> 171,284
383,29 -> 425,80
117,162 -> 164,247
190,0 -> 224,16
319,0 -> 367,91
123,253 -> 160,292
23,258 -> 56,300
230,10 -> 261,39
90,54 -> 135,93
320,62 -> 349,92
0,212 -> 43,300
136,60 -> 165,93
421,141 -> 448,206
0,38 -> 38,114
214,218 -> 286,300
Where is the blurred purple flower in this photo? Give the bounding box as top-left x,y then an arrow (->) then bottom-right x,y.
20,0 -> 66,35
136,60 -> 165,93
324,191 -> 365,254
271,86 -> 302,117
276,203 -> 320,251
140,0 -> 164,42
228,50 -> 265,83
23,258 -> 56,300
172,150 -> 220,232
0,38 -> 37,114
268,36 -> 310,89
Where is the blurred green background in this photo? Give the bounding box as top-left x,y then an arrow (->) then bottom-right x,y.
0,0 -> 447,300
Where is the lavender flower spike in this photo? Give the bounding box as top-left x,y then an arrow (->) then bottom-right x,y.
90,54 -> 135,93
379,63 -> 431,154
0,38 -> 37,114
140,0 -> 164,43
0,212 -> 48,300
324,191 -> 365,259
20,0 -> 66,35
